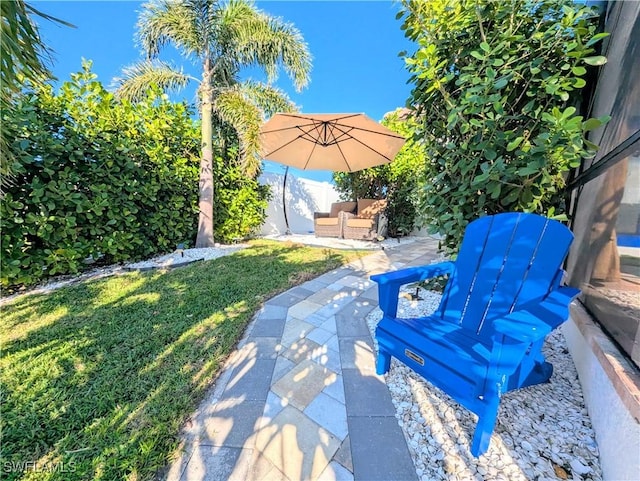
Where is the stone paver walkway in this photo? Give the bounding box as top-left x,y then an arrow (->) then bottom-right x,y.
165,237 -> 441,481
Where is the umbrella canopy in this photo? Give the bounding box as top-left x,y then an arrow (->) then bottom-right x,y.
259,113 -> 406,172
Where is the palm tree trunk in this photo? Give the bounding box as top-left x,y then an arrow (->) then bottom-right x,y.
195,62 -> 215,247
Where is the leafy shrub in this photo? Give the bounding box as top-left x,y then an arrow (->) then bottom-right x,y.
1,63 -> 269,289
214,151 -> 271,243
400,0 -> 609,252
1,67 -> 199,289
385,180 -> 422,237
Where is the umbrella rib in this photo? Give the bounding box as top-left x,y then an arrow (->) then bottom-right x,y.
333,136 -> 353,172
351,136 -> 397,162
325,122 -> 405,151
314,121 -> 406,145
329,124 -> 402,162
261,133 -> 307,157
298,122 -> 329,146
325,125 -> 354,145
335,124 -> 406,140
302,135 -> 321,170
262,122 -> 327,156
261,123 -> 316,135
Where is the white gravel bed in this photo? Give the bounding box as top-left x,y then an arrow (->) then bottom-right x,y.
125,244 -> 248,270
366,287 -> 602,481
262,233 -> 423,250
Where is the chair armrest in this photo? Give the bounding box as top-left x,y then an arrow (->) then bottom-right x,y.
370,261 -> 455,317
491,285 -> 580,344
542,286 -> 580,320
343,211 -> 380,223
517,286 -> 581,331
489,309 -> 557,381
484,285 -> 580,383
371,261 -> 454,286
314,212 -> 330,219
492,312 -> 552,344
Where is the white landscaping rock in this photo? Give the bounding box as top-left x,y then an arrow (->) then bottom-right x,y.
365,286 -> 603,481
125,245 -> 248,270
262,233 -> 422,251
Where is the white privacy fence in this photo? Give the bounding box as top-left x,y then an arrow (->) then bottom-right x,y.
258,172 -> 341,235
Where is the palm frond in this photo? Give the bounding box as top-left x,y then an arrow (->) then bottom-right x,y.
258,15 -> 312,92
214,88 -> 263,176
137,0 -> 203,60
1,0 -> 58,93
239,81 -> 297,117
217,0 -> 311,92
113,60 -> 194,102
210,0 -> 257,80
216,0 -> 256,36
1,1 -> 73,193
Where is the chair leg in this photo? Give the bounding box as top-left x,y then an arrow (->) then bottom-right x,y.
521,361 -> 553,388
529,338 -> 547,366
376,349 -> 391,375
517,338 -> 554,389
506,338 -> 552,391
470,395 -> 500,456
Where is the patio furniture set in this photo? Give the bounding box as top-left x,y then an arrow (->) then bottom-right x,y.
260,114 -> 581,457
313,198 -> 387,241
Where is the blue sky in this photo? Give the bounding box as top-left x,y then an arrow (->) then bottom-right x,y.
33,1 -> 415,183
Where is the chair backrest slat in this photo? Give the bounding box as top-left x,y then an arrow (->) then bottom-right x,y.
437,213 -> 574,341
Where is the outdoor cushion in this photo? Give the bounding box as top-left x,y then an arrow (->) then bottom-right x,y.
346,218 -> 374,229
330,201 -> 357,217
357,199 -> 387,219
315,217 -> 340,226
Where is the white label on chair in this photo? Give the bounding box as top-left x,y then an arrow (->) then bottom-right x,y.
405,349 -> 424,366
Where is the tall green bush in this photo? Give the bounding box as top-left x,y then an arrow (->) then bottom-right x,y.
214,148 -> 271,243
333,109 -> 427,237
1,64 -> 269,290
400,0 -> 609,251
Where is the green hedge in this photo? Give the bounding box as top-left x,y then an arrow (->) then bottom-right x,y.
400,0 -> 609,252
1,65 -> 268,290
214,152 -> 270,243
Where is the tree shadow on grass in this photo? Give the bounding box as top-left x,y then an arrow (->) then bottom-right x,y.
0,241 -> 351,481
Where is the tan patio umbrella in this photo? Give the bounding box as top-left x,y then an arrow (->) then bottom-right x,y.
260,112 -> 405,235
259,113 -> 406,172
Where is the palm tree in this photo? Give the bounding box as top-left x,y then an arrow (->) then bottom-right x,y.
115,0 -> 311,247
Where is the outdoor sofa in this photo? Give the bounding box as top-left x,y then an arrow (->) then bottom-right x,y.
313,199 -> 387,240
313,201 -> 356,238
342,198 -> 387,240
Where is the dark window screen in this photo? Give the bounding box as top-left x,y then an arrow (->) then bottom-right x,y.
566,1 -> 640,368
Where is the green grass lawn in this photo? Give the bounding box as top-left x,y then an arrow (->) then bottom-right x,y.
1,240 -> 367,481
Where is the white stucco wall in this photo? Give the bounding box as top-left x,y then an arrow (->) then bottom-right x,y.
259,172 -> 341,235
563,317 -> 640,481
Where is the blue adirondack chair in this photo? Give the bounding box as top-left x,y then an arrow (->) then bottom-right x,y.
371,213 -> 580,456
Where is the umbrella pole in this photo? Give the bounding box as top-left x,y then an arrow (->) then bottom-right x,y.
283,167 -> 291,235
